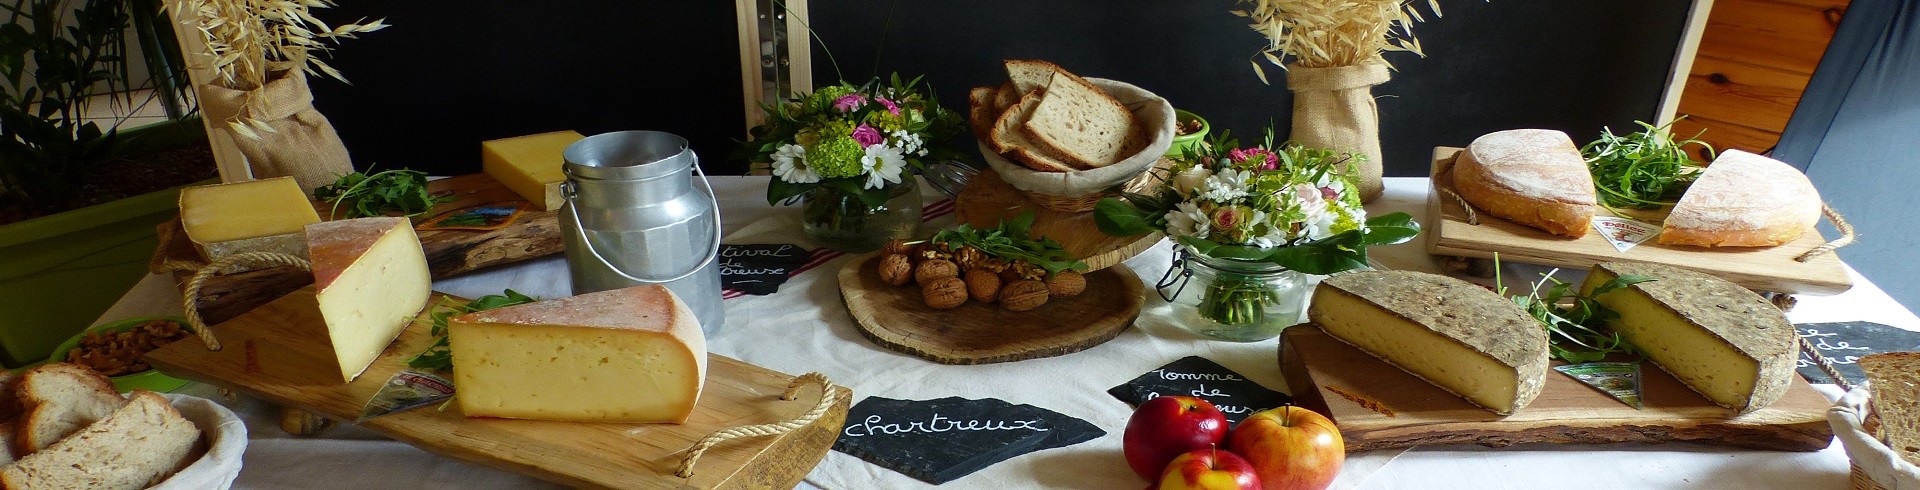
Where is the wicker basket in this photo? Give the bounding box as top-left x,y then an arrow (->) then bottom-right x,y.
980,77 -> 1175,212
1832,385 -> 1920,490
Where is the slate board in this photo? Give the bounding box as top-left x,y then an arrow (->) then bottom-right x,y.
831,396 -> 1104,484
719,243 -> 809,295
1108,356 -> 1291,426
1796,321 -> 1920,385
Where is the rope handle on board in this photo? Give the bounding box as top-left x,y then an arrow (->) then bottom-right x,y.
157,251 -> 312,351
1796,203 -> 1854,262
1798,335 -> 1853,392
673,372 -> 840,479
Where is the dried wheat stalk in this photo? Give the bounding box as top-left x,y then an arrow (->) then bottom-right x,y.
170,0 -> 385,137
1232,0 -> 1444,82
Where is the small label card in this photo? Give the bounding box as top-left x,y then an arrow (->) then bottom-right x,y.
1555,362 -> 1644,409
1590,216 -> 1660,253
832,396 -> 1104,484
1796,321 -> 1920,385
1108,356 -> 1291,426
718,244 -> 809,295
358,369 -> 456,421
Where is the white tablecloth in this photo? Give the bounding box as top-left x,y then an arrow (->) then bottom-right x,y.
100,176 -> 1920,489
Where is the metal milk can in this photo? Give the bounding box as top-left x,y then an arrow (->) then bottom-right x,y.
559,131 -> 724,333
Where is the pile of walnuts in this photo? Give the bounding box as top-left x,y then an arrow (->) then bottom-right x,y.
876,239 -> 1086,311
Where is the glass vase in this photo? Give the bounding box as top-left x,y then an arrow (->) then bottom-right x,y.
801,179 -> 922,253
1158,247 -> 1314,342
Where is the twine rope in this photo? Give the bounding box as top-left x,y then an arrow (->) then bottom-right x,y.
1441,187 -> 1480,225
1798,335 -> 1853,391
674,372 -> 839,478
1796,203 -> 1855,262
159,252 -> 312,351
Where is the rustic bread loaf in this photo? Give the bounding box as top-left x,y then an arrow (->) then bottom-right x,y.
1860,352 -> 1920,467
0,390 -> 202,490
990,90 -> 1082,172
12,363 -> 126,455
1023,71 -> 1144,168
1659,149 -> 1821,248
1451,129 -> 1596,238
968,85 -> 997,142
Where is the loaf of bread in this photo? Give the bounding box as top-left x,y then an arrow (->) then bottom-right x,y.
1,390 -> 202,490
1859,352 -> 1920,467
990,90 -> 1081,172
1659,149 -> 1822,247
1451,129 -> 1596,237
1023,71 -> 1144,169
12,363 -> 125,455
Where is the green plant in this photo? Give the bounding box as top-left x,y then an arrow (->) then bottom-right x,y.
406,290 -> 537,372
1499,258 -> 1654,364
1583,119 -> 1714,214
312,169 -> 451,219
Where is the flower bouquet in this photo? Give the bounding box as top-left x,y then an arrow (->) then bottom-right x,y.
1095,129 -> 1419,341
739,74 -> 964,252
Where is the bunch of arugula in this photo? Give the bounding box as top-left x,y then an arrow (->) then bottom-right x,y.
1583,119 -> 1714,214
405,290 -> 537,372
1501,263 -> 1655,364
930,211 -> 1086,274
313,169 -> 452,219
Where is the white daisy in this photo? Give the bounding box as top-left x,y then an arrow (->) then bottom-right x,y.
1200,169 -> 1252,203
770,144 -> 819,183
1164,202 -> 1211,240
860,145 -> 907,189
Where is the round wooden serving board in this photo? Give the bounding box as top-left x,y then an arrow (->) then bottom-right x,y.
953,166 -> 1163,272
839,253 -> 1144,365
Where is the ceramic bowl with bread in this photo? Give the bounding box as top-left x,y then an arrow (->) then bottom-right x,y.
969,60 -> 1174,208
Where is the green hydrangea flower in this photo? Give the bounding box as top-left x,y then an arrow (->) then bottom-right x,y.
865,110 -> 906,132
808,85 -> 857,113
1330,204 -> 1362,235
808,135 -> 864,178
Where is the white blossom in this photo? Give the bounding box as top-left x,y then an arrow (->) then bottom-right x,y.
1165,202 -> 1211,240
1171,165 -> 1213,198
860,145 -> 907,189
1199,169 -> 1252,203
771,144 -> 820,184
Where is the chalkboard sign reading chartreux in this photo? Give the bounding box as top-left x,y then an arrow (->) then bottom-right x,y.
718,244 -> 809,295
1109,356 -> 1291,425
831,396 -> 1103,484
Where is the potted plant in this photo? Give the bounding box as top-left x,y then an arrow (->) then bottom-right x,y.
0,0 -> 216,367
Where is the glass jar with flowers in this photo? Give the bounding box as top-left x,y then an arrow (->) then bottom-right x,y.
1095,129 -> 1419,341
738,74 -> 965,252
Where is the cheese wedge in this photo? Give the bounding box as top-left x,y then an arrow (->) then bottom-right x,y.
1582,262 -> 1794,413
482,130 -> 584,211
449,285 -> 707,423
306,217 -> 431,383
179,177 -> 322,262
1451,129 -> 1596,238
1309,271 -> 1550,415
1660,149 -> 1822,247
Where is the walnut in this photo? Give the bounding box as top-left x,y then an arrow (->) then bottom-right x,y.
999,280 -> 1050,312
952,246 -> 988,272
974,257 -> 1009,274
917,248 -> 951,262
1046,270 -> 1086,297
964,269 -> 1001,303
915,259 -> 959,285
882,239 -> 919,256
1000,261 -> 1045,281
878,254 -> 913,286
921,276 -> 968,309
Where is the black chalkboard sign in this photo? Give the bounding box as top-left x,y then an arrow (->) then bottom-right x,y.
718,244 -> 809,295
832,396 -> 1104,484
1108,356 -> 1291,426
1796,321 -> 1920,385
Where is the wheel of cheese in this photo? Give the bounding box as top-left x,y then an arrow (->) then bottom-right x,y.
1451,129 -> 1596,238
1583,262 -> 1796,413
1659,150 -> 1821,247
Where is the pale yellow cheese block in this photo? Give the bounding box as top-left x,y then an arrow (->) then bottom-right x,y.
306,217 -> 432,383
178,176 -> 321,262
449,284 -> 707,423
1309,270 -> 1550,415
1583,262 -> 1795,413
481,131 -> 584,211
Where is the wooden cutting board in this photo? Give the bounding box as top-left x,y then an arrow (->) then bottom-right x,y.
839,253 -> 1144,365
953,165 -> 1163,272
1425,147 -> 1851,295
145,288 -> 849,489
1279,324 -> 1833,452
149,173 -> 564,325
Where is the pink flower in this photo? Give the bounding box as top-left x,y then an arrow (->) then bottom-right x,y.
875,97 -> 902,116
1211,206 -> 1250,232
833,94 -> 868,112
851,124 -> 884,148
1321,186 -> 1340,201
1227,148 -> 1277,170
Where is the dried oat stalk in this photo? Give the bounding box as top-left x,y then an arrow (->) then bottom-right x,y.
1232,0 -> 1447,82
169,0 -> 386,137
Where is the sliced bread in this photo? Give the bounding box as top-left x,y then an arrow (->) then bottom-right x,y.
1004,59 -> 1066,94
968,85 -> 998,142
991,81 -> 1020,112
12,363 -> 126,455
0,390 -> 202,490
1022,71 -> 1144,168
1860,352 -> 1920,467
991,91 -> 1082,173
0,371 -> 21,420
0,421 -> 19,466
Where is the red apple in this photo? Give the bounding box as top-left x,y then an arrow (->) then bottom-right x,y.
1228,405 -> 1344,490
1125,396 -> 1229,480
1157,447 -> 1262,490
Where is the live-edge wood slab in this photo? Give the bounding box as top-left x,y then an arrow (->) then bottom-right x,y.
953,164 -> 1163,272
1425,147 -> 1851,295
1279,324 -> 1833,452
146,287 -> 850,489
150,173 -> 565,325
840,253 -> 1144,365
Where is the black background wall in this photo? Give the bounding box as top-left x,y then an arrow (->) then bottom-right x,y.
305,1 -> 1692,178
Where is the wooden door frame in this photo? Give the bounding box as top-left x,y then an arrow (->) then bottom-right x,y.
1657,0 -> 1717,126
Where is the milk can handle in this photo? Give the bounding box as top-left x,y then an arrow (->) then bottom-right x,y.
562,163 -> 723,284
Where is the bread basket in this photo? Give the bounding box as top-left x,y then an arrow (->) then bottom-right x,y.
1831,385 -> 1920,490
980,77 -> 1175,212
151,393 -> 249,490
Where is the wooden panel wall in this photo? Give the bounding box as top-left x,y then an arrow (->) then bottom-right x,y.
1674,0 -> 1849,160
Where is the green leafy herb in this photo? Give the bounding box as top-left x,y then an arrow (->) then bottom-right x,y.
1583,119 -> 1714,213
1498,258 -> 1654,364
405,289 -> 537,372
930,211 -> 1087,274
313,169 -> 453,219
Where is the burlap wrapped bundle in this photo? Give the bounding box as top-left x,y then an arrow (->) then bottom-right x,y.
199,70 -> 352,191
979,78 -> 1175,212
1287,63 -> 1389,203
